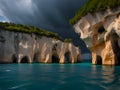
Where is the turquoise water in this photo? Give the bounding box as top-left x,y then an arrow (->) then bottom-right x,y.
0,63 -> 120,90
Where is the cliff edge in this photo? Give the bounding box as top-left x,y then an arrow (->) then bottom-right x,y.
0,23 -> 81,64
72,0 -> 120,65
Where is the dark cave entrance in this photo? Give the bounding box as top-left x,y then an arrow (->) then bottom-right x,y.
33,52 -> 40,63
111,34 -> 120,65
12,54 -> 18,63
65,52 -> 71,63
52,45 -> 59,63
115,54 -> 120,65
52,54 -> 59,63
21,56 -> 29,63
98,26 -> 105,34
96,55 -> 102,65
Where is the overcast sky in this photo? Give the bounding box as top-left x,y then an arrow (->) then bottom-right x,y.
0,0 -> 89,53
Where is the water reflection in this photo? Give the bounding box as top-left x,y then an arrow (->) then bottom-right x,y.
1,64 -> 120,90
101,66 -> 115,84
92,65 -> 120,90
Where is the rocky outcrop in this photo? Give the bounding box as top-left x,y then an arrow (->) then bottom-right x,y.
0,29 -> 81,64
74,7 -> 120,65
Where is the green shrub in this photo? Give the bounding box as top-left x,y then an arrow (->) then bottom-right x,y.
64,38 -> 72,43
70,0 -> 120,25
0,22 -> 60,40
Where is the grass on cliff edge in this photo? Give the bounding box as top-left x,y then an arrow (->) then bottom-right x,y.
0,22 -> 72,42
70,0 -> 120,25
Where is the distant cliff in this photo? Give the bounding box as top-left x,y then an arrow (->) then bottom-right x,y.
72,0 -> 120,65
0,23 -> 81,63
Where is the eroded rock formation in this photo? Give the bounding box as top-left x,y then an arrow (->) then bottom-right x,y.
0,30 -> 81,64
74,7 -> 120,65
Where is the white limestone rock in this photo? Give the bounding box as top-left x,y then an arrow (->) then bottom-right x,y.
0,29 -> 82,63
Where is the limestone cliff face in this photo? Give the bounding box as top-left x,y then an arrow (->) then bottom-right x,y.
0,29 -> 81,63
74,7 -> 120,65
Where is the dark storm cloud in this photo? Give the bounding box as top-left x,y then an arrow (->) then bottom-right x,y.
0,0 -> 89,53
0,0 -> 87,29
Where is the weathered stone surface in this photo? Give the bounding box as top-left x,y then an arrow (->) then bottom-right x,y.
0,29 -> 82,63
74,7 -> 120,65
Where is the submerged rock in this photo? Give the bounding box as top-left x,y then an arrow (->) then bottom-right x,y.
0,29 -> 81,64
74,7 -> 120,65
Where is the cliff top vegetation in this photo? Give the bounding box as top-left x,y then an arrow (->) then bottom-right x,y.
0,22 -> 62,40
70,0 -> 120,25
0,22 -> 73,42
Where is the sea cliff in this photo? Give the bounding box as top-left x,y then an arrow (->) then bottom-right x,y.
0,24 -> 81,64
73,6 -> 120,65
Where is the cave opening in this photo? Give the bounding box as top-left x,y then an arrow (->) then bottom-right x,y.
96,55 -> 102,65
33,52 -> 40,63
12,54 -> 18,63
111,34 -> 120,65
98,26 -> 105,34
21,56 -> 29,63
113,41 -> 120,65
52,45 -> 59,63
65,52 -> 71,63
52,54 -> 59,63
113,45 -> 120,65
115,54 -> 120,65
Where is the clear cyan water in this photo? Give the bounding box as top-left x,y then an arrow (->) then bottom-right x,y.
0,63 -> 120,90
